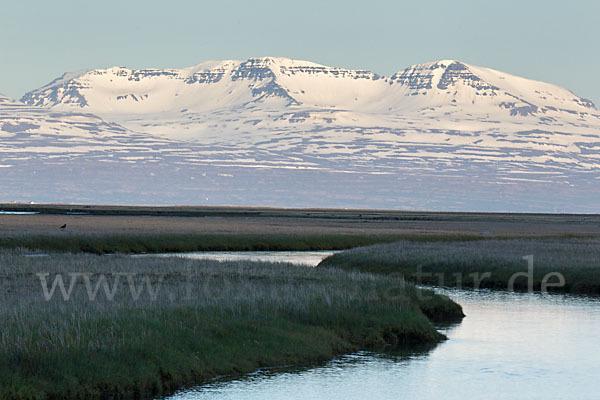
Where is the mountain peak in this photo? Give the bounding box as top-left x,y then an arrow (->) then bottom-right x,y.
415,59 -> 463,68
390,59 -> 494,92
244,56 -> 328,67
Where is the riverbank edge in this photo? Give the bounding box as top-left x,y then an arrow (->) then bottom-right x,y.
1,299 -> 463,400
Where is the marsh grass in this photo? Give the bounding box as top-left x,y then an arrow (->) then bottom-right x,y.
0,233 -> 407,255
319,238 -> 600,294
0,232 -> 491,255
0,249 -> 462,399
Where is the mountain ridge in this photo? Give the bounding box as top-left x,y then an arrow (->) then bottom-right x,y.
21,57 -> 597,115
2,58 -> 599,211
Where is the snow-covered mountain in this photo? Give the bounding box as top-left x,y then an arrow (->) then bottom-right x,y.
21,57 -> 597,114
2,58 -> 599,211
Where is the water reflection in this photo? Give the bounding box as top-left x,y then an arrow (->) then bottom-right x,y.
166,289 -> 600,400
136,251 -> 338,267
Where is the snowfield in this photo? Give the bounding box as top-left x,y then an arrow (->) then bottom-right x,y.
1,58 -> 599,211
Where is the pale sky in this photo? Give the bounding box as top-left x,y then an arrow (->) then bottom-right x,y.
1,0 -> 598,106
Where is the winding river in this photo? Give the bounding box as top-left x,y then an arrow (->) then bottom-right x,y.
156,252 -> 599,400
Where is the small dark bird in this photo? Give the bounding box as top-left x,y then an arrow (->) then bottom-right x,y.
60,224 -> 67,230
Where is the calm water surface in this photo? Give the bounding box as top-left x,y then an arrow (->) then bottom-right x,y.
139,251 -> 337,267
165,289 -> 600,400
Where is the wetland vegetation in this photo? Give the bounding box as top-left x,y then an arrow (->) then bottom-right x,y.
0,250 -> 463,400
1,206 -> 598,399
319,238 -> 600,294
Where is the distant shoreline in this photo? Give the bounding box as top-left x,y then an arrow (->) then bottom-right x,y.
2,203 -> 599,218
1,204 -> 598,255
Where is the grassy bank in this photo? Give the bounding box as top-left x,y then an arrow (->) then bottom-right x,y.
319,238 -> 600,294
0,232 -> 485,255
0,250 -> 463,400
